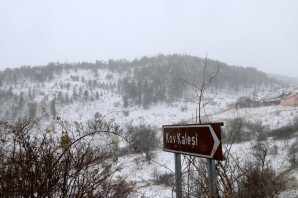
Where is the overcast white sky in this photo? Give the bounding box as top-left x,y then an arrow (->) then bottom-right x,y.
0,0 -> 297,76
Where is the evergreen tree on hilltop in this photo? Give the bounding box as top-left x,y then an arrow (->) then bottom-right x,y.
50,98 -> 57,119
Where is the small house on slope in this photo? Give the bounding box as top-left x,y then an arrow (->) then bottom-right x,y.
280,92 -> 298,106
259,93 -> 282,106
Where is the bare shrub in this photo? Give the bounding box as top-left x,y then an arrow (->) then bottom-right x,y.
238,167 -> 286,198
223,117 -> 253,143
128,124 -> 159,161
222,119 -> 267,144
269,144 -> 279,155
154,172 -> 174,187
270,125 -> 297,140
270,117 -> 298,140
0,115 -> 134,197
187,120 -> 286,198
288,138 -> 298,168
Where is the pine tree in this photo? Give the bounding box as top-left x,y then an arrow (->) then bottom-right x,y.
96,91 -> 100,100
142,80 -> 153,109
28,102 -> 37,118
19,92 -> 25,109
65,93 -> 70,104
123,96 -> 129,108
72,88 -> 78,101
58,91 -> 64,104
50,98 -> 57,119
84,90 -> 89,101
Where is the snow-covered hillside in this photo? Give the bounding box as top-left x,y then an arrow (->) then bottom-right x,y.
0,62 -> 297,197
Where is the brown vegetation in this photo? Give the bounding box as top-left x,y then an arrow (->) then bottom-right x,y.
0,114 -> 134,197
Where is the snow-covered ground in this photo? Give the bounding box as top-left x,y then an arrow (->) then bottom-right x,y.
37,72 -> 298,197
3,68 -> 298,197
114,138 -> 298,197
67,94 -> 297,197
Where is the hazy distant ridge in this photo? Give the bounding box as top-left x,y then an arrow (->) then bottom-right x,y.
0,54 -> 283,121
0,54 -> 281,90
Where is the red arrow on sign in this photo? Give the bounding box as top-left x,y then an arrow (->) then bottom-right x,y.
162,123 -> 223,160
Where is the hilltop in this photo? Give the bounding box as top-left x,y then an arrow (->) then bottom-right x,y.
0,54 -> 283,123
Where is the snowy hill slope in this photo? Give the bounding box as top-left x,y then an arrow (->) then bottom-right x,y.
0,56 -> 297,197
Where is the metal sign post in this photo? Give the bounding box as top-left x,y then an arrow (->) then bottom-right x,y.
207,158 -> 218,198
175,153 -> 182,198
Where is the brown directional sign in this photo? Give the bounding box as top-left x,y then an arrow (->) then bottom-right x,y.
163,123 -> 223,160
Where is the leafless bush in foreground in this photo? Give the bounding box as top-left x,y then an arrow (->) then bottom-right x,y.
0,115 -> 134,198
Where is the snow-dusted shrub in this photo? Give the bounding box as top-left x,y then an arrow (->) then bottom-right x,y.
155,172 -> 174,187
237,167 -> 286,197
270,123 -> 298,140
222,118 -> 255,143
0,115 -> 134,197
269,144 -> 279,155
128,124 -> 159,161
122,110 -> 129,117
288,138 -> 298,168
